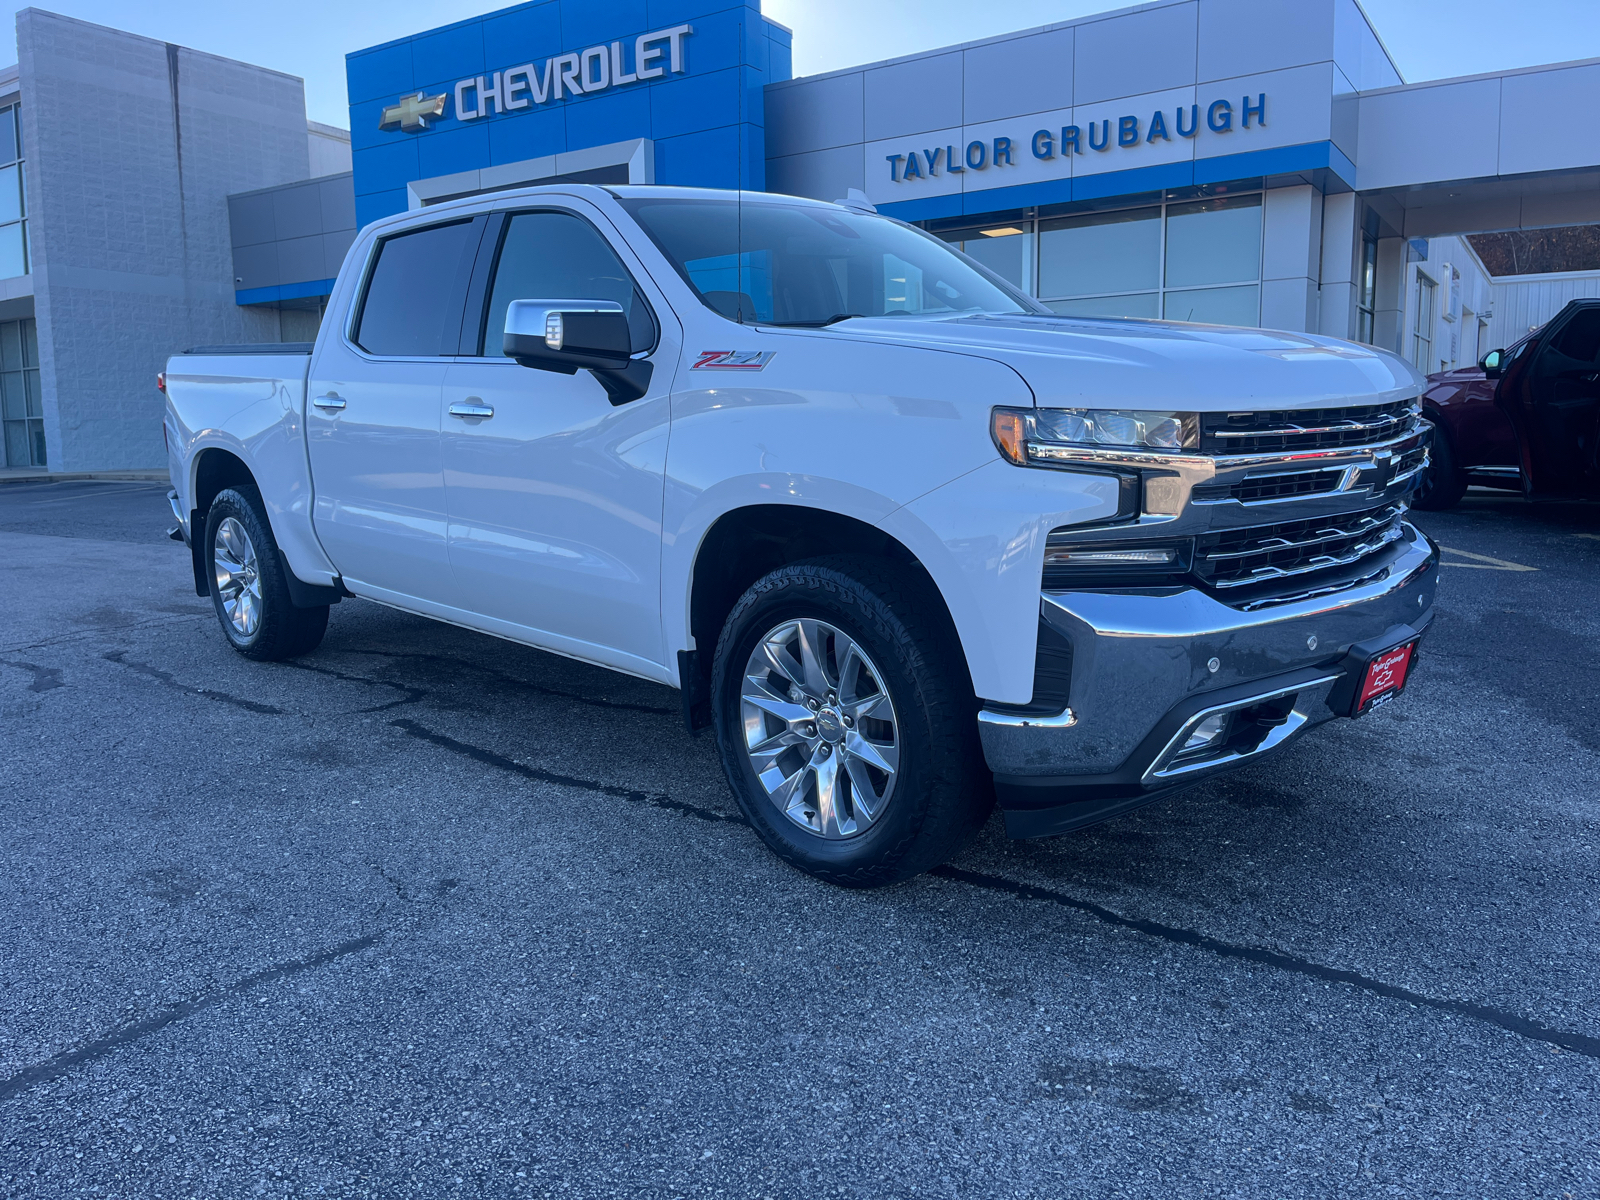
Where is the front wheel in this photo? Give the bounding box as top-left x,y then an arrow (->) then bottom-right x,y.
205,486 -> 328,661
1413,418 -> 1467,510
711,557 -> 992,887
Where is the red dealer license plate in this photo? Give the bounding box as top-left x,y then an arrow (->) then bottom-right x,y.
1354,642 -> 1416,716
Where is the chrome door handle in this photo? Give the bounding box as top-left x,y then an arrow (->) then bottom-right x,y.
449,401 -> 494,419
312,393 -> 346,411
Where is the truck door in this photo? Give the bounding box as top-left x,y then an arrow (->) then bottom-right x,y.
439,205 -> 679,673
306,216 -> 484,603
1496,300 -> 1600,497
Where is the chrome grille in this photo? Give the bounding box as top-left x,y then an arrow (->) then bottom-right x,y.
1194,502 -> 1407,591
1202,401 -> 1417,455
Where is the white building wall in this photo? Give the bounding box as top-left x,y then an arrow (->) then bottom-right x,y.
1397,235 -> 1495,376
307,120 -> 352,178
1488,271 -> 1600,349
18,11 -> 313,472
1356,58 -> 1600,195
767,0 -> 1397,214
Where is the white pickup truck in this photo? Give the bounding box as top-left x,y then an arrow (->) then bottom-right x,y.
164,184 -> 1438,886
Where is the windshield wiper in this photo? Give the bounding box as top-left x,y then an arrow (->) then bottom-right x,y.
763,313 -> 866,328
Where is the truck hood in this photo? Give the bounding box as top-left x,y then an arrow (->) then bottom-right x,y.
798,313 -> 1426,411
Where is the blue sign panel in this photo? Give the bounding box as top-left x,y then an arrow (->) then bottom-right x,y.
347,0 -> 791,229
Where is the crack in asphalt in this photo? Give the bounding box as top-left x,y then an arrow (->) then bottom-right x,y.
103,651 -> 286,715
277,658 -> 429,713
0,612 -> 209,656
390,717 -> 744,825
0,659 -> 65,692
0,932 -> 385,1105
932,865 -> 1600,1061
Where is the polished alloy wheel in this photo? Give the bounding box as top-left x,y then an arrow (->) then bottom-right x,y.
740,618 -> 900,839
213,517 -> 262,637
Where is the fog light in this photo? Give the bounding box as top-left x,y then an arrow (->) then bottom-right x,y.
1181,713 -> 1230,754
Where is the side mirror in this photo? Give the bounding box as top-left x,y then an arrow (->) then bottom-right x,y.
1480,348 -> 1504,379
503,299 -> 652,405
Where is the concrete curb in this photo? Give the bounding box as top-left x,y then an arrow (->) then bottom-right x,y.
0,470 -> 168,485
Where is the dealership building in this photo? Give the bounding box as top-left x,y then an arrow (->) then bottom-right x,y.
5,0 -> 1600,474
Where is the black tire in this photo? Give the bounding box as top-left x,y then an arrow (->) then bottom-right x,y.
711,556 -> 992,887
1413,418 -> 1467,510
204,485 -> 329,661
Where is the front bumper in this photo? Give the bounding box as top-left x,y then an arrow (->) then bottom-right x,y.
980,522 -> 1438,837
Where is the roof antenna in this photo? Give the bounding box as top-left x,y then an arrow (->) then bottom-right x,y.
835,188 -> 876,214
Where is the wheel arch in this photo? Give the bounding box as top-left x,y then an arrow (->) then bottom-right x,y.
680,503 -> 966,728
185,447 -> 259,596
191,445 -> 259,517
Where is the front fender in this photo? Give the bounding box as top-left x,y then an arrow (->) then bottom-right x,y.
879,459 -> 1123,704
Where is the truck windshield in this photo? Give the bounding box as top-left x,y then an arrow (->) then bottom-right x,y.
618,197 -> 1036,326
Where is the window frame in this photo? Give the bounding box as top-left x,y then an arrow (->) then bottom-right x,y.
1411,269 -> 1437,372
0,316 -> 43,468
460,205 -> 660,359
0,103 -> 28,281
1356,231 -> 1378,344
1027,190 -> 1265,326
346,214 -> 487,361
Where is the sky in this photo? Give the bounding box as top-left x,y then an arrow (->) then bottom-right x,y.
3,0 -> 1598,129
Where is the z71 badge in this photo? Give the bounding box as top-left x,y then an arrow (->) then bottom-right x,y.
692,350 -> 775,370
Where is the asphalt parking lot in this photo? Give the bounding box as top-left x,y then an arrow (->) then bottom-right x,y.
1,480 -> 1597,1199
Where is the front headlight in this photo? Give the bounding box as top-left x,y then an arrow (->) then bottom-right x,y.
992,406 -> 1200,465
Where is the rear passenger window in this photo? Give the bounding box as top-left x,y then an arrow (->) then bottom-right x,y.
354,220 -> 480,356
1549,309 -> 1600,365
481,212 -> 655,356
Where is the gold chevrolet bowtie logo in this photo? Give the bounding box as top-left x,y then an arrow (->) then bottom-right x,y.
379,92 -> 447,132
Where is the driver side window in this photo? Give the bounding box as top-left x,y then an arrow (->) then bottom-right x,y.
480,211 -> 656,356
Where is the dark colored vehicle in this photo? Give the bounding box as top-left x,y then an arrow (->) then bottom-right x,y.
1415,298 -> 1600,508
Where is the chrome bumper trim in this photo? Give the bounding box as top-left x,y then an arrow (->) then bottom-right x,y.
978,706 -> 1077,730
978,525 -> 1439,780
1140,675 -> 1339,784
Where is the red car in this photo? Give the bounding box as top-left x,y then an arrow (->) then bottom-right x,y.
1415,297 -> 1600,508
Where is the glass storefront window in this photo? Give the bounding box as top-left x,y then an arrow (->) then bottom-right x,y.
1,317 -> 44,468
0,223 -> 25,280
1164,195 -> 1261,288
937,223 -> 1029,291
1046,293 -> 1161,319
0,104 -> 26,281
0,164 -> 21,225
1015,192 -> 1262,327
1357,232 -> 1378,343
1163,284 -> 1260,326
1039,207 -> 1161,301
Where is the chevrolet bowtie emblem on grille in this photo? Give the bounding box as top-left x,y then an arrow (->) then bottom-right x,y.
379,92 -> 448,132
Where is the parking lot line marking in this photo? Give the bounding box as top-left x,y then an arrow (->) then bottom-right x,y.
932,865 -> 1600,1060
1437,546 -> 1537,571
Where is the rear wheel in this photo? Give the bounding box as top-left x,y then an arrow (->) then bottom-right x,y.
711,557 -> 991,887
205,486 -> 328,661
1413,418 -> 1467,510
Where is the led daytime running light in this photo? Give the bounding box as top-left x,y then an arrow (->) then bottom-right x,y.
991,407 -> 1200,463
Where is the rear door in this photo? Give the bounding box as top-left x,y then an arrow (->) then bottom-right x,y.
439,203 -> 679,674
306,216 -> 484,601
1497,300 -> 1600,497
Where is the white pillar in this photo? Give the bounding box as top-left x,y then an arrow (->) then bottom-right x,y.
1374,236 -> 1405,356
1260,185 -> 1322,333
1317,192 -> 1359,340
